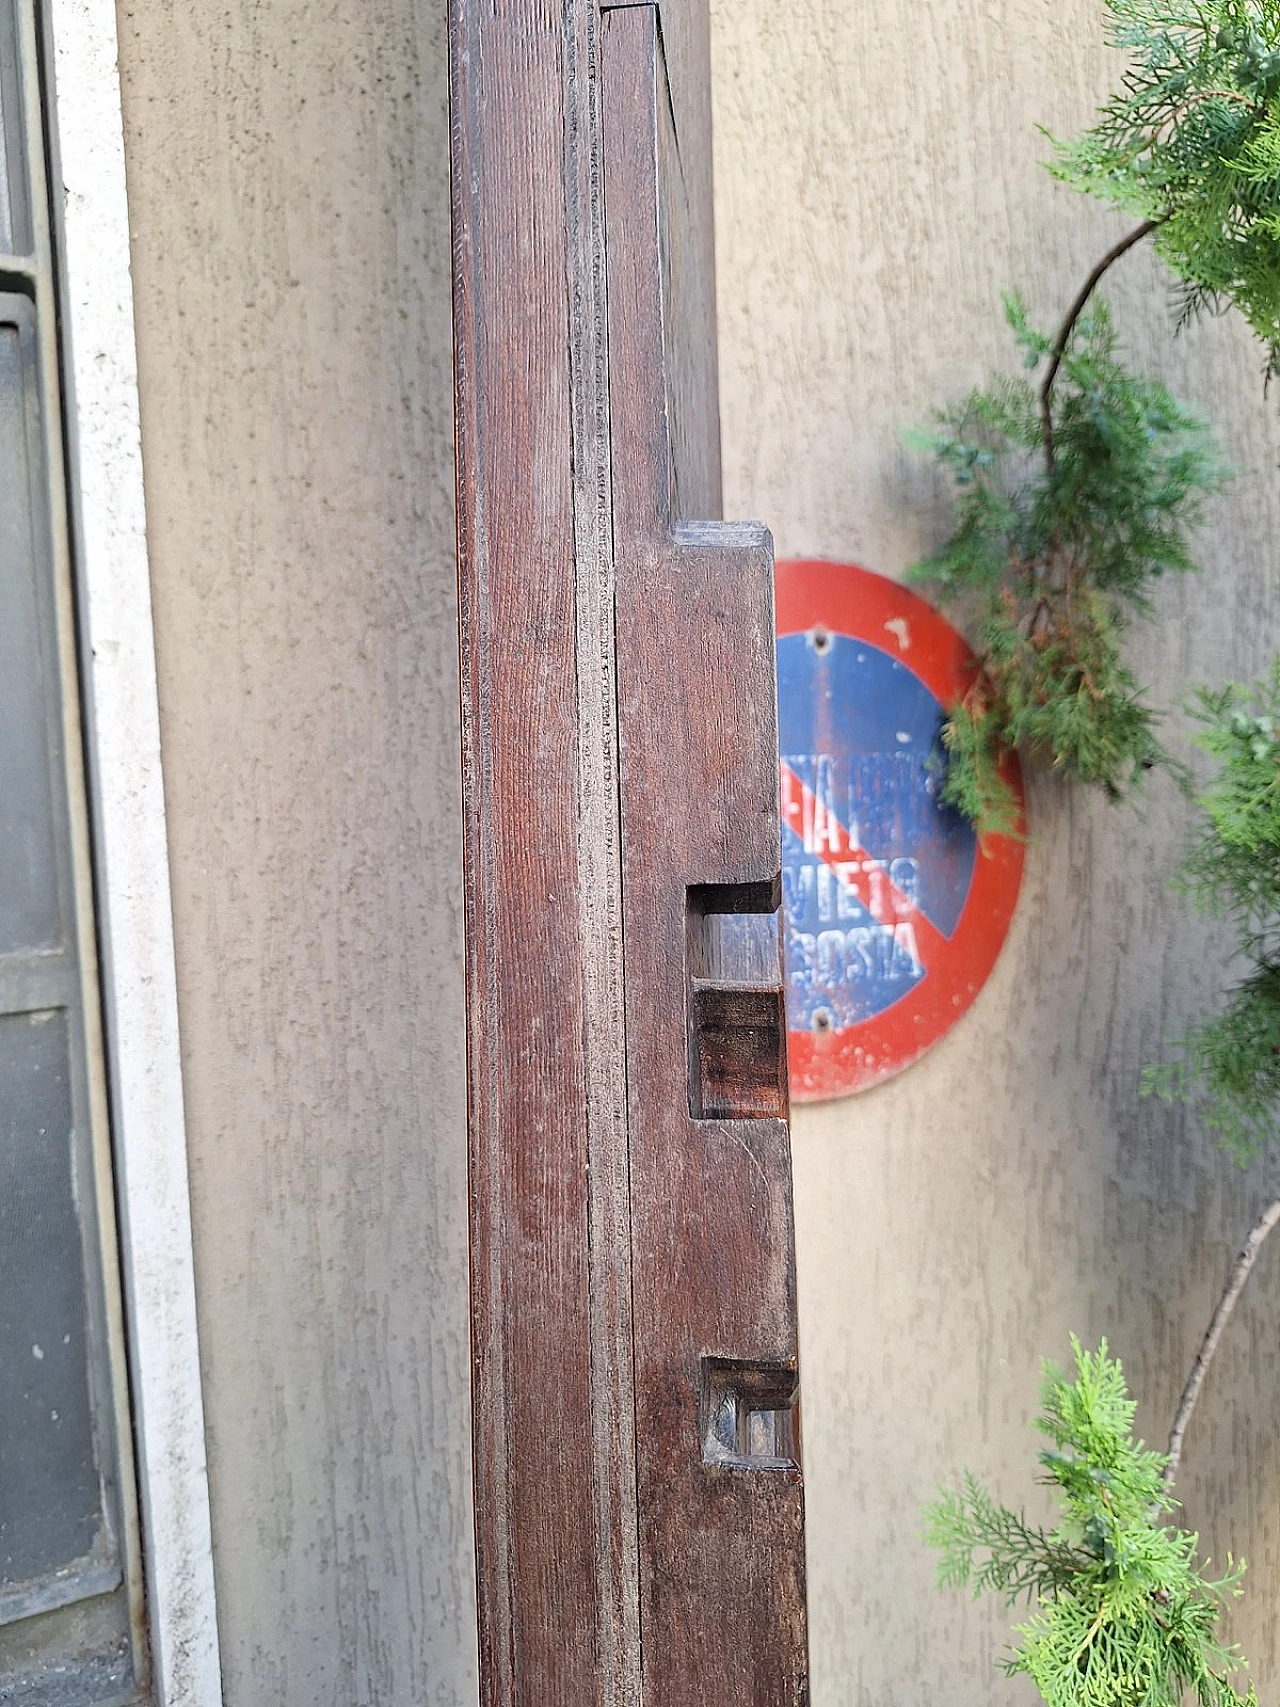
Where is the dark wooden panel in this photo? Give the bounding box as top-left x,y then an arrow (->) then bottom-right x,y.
614,524 -> 809,1707
603,8 -> 810,1703
453,2 -> 807,1700
450,6 -> 612,1701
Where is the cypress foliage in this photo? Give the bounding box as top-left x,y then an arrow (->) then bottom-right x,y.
927,1341 -> 1255,1707
908,299 -> 1223,833
1143,663 -> 1280,1160
921,9 -> 1280,1705
1049,0 -> 1280,361
911,0 -> 1280,832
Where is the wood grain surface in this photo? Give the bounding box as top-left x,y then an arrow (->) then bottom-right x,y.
604,14 -> 808,1700
451,4 -> 602,1698
452,1 -> 809,1699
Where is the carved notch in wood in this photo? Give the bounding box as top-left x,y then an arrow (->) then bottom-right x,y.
702,1358 -> 799,1470
687,882 -> 788,1121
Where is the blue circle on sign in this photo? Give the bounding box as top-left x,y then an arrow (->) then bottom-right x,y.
778,631 -> 977,1032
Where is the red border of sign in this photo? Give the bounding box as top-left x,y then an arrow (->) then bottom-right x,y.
776,559 -> 1025,1100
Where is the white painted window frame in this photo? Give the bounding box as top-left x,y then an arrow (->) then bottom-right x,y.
43,1 -> 223,1702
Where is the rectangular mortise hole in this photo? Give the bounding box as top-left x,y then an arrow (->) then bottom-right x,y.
686,878 -> 780,983
687,882 -> 787,1120
701,1358 -> 798,1469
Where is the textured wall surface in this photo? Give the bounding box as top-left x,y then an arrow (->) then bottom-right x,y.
113,5 -> 476,1702
108,0 -> 1280,1701
711,3 -> 1280,1704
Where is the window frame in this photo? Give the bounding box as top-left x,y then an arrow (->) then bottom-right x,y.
32,0 -> 224,1698
0,277 -> 139,1640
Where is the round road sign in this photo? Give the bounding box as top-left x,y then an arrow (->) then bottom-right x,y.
775,559 -> 1024,1101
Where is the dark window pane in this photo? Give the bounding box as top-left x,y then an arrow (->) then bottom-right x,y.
0,0 -> 23,254
0,314 -> 61,956
0,1009 -> 102,1589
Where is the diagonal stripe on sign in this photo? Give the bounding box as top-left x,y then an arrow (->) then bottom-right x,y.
780,761 -> 950,968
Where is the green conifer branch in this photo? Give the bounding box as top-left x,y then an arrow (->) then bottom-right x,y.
1143,662 -> 1280,1158
1047,0 -> 1280,369
910,0 -> 1280,834
921,10 -> 1280,1704
926,1341 -> 1257,1707
942,670 -> 1280,1706
909,299 -> 1224,832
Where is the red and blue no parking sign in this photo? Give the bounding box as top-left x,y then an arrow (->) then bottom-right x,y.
776,560 -> 1025,1101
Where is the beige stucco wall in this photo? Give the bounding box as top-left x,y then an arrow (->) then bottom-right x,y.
109,0 -> 1280,1701
114,4 -> 476,1702
711,2 -> 1280,1704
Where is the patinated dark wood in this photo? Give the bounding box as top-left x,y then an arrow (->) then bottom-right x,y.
604,10 -> 808,1701
450,2 -> 807,1700
450,10 -> 609,1702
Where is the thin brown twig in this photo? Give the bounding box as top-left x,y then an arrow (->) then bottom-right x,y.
1040,219 -> 1162,471
1021,594 -> 1053,642
1162,1195 -> 1280,1496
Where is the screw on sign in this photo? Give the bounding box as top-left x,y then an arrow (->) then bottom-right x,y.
775,560 -> 1025,1101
